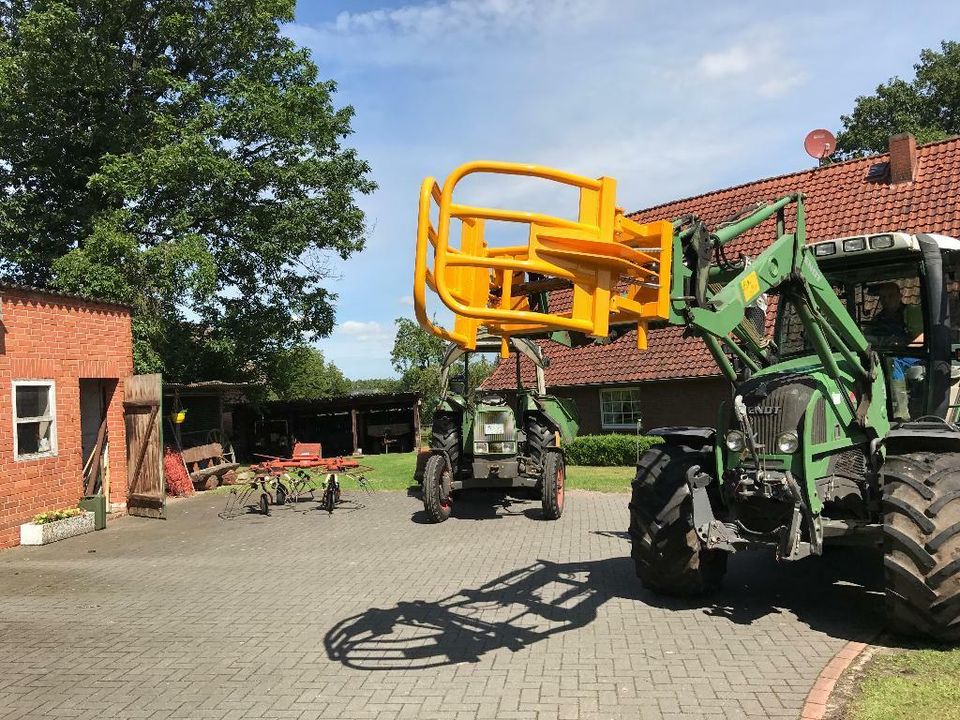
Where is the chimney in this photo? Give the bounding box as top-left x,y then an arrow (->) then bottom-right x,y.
888,133 -> 917,184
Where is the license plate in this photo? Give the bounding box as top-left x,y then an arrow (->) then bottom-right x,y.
483,423 -> 505,435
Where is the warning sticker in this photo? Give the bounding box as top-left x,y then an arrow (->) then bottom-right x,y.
740,271 -> 760,302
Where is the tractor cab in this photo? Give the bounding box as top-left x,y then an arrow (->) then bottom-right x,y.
777,231 -> 960,423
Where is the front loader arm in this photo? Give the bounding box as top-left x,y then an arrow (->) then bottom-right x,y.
675,194 -> 877,425
412,161 -> 882,433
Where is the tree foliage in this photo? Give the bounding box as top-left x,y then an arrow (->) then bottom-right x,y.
836,41 -> 960,158
390,317 -> 446,418
0,1 -> 374,379
350,377 -> 402,394
266,345 -> 348,401
390,317 -> 498,420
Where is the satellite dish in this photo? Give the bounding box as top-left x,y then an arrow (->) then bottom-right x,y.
804,129 -> 836,160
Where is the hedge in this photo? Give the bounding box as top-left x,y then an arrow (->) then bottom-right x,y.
564,434 -> 664,466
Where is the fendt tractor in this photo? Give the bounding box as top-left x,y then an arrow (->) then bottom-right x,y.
412,161 -> 960,642
421,336 -> 578,522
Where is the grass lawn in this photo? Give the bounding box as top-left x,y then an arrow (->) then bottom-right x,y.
848,647 -> 960,720
205,452 -> 636,495
364,451 -> 635,492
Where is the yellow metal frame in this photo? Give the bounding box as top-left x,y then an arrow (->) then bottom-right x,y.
414,161 -> 672,352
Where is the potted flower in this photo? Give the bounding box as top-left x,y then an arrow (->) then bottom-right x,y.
20,507 -> 96,546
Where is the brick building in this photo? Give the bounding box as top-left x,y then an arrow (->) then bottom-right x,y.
483,134 -> 960,434
0,285 -> 133,548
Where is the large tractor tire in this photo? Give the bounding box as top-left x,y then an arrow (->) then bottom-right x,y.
540,451 -> 565,520
525,414 -> 555,465
431,413 -> 461,478
422,454 -> 453,523
882,451 -> 960,643
628,443 -> 727,596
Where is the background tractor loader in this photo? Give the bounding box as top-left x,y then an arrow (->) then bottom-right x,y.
420,336 -> 579,522
412,160 -> 960,643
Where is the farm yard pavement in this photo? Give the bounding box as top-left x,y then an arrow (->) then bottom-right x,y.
0,489 -> 882,720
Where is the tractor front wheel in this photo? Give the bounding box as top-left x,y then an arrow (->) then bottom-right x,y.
882,451 -> 960,643
423,454 -> 453,523
628,444 -> 726,595
540,451 -> 565,520
431,414 -> 461,480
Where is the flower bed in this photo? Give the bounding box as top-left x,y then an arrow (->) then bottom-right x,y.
20,509 -> 95,546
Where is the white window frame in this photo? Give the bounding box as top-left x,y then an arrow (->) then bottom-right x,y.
12,380 -> 58,461
599,386 -> 643,430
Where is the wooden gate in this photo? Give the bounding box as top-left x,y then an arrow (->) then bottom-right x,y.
124,374 -> 165,518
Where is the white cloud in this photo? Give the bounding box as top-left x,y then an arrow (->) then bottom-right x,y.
318,319 -> 399,379
287,0 -> 611,67
399,295 -> 415,306
691,28 -> 808,99
338,320 -> 394,344
697,45 -> 754,79
330,0 -> 602,38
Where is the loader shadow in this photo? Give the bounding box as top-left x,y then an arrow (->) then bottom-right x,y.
324,545 -> 884,670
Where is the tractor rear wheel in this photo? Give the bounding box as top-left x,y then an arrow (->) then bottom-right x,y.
882,451 -> 960,643
431,414 -> 461,479
423,454 -> 453,523
540,451 -> 565,520
628,444 -> 726,595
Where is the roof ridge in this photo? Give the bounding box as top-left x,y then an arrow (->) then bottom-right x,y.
629,135 -> 960,218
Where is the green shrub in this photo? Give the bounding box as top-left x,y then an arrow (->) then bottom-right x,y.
32,507 -> 85,525
565,434 -> 664,466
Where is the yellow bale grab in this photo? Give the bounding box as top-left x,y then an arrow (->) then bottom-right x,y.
413,161 -> 673,352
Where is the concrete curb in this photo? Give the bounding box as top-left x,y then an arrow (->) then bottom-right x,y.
800,640 -> 869,719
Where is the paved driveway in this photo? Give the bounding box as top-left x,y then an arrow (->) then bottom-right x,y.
0,489 -> 882,720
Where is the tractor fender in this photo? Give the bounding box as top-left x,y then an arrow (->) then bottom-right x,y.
646,426 -> 716,451
522,409 -> 566,454
883,420 -> 960,455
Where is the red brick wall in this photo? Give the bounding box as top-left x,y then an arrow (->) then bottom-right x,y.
493,376 -> 730,436
0,288 -> 133,548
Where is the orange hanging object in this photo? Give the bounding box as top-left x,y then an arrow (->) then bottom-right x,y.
413,161 -> 673,351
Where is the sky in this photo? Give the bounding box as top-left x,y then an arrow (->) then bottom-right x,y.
291,0 -> 960,379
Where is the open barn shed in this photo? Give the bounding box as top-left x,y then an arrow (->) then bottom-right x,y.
235,392 -> 420,460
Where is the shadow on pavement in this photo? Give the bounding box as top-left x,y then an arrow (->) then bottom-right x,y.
409,488 -> 539,523
325,540 -> 886,670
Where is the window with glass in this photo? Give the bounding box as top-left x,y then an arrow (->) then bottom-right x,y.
775,260 -> 927,420
600,387 -> 643,429
13,381 -> 57,459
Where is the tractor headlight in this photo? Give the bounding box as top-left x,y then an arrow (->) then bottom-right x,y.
776,431 -> 799,454
486,441 -> 516,454
474,442 -> 488,454
724,430 -> 745,452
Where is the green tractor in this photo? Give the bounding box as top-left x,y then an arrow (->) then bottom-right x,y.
421,336 -> 579,523
630,198 -> 960,642
411,160 -> 959,641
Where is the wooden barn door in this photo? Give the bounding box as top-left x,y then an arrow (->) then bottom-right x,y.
124,374 -> 165,518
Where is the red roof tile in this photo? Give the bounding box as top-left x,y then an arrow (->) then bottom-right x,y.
483,137 -> 960,390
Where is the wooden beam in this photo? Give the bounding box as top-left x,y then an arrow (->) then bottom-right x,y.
351,408 -> 359,454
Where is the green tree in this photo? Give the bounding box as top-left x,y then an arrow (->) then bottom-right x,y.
391,317 -> 445,420
390,317 -> 499,420
266,345 -> 348,401
836,41 -> 960,158
0,1 -> 374,378
390,317 -> 445,373
350,377 -> 402,394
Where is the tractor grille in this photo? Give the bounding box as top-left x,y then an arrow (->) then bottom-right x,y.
475,410 -> 516,442
811,397 -> 828,444
828,448 -> 868,480
739,375 -> 817,451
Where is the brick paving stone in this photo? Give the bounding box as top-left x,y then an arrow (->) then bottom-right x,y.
0,490 -> 883,719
